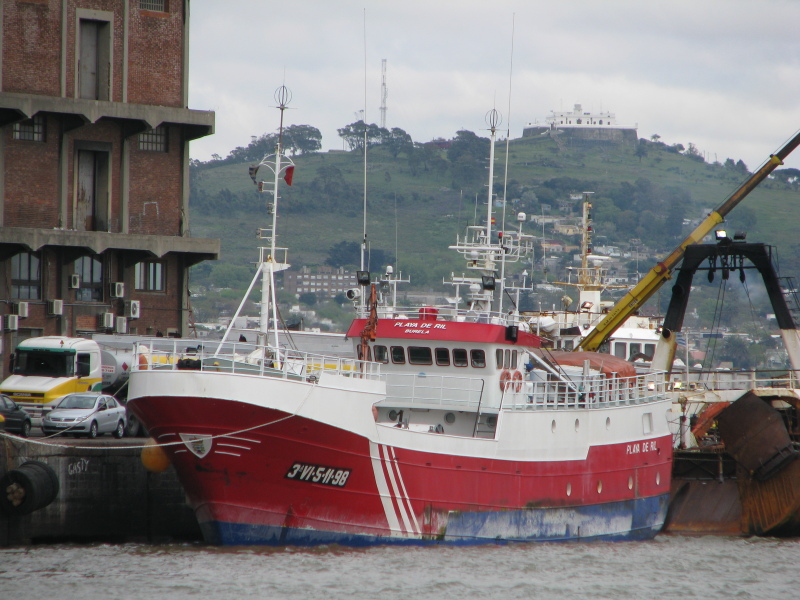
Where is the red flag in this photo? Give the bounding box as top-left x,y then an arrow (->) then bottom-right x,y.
284,166 -> 295,186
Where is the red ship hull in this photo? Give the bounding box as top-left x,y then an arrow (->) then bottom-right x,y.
131,391 -> 672,546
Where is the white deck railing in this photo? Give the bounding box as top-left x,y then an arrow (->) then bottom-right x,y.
131,340 -> 382,382
378,370 -> 668,412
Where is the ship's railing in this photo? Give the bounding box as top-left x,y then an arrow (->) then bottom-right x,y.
504,370 -> 668,410
376,370 -> 668,412
353,304 -> 529,326
130,339 -> 382,381
663,368 -> 800,392
380,373 -> 487,410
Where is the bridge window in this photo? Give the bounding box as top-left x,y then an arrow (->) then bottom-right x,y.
390,346 -> 405,364
373,345 -> 388,363
496,349 -> 503,369
453,349 -> 468,367
435,348 -> 450,366
408,347 -> 433,365
471,350 -> 486,368
613,342 -> 626,359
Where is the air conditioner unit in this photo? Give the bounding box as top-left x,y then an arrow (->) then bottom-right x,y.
69,274 -> 81,289
126,300 -> 141,319
100,312 -> 115,329
5,315 -> 19,331
14,302 -> 29,318
111,282 -> 125,298
48,299 -> 64,316
115,316 -> 128,334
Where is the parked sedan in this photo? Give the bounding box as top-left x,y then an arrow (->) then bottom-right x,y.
42,392 -> 127,439
0,394 -> 32,437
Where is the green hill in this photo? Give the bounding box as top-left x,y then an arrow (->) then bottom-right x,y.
186,131 -> 800,327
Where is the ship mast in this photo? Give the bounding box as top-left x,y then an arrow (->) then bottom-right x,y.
251,86 -> 294,353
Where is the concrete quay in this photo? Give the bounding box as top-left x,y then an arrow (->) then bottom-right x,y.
0,434 -> 201,546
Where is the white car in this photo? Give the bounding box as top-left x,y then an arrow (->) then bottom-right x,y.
42,392 -> 127,439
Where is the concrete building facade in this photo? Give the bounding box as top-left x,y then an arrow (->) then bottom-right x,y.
0,0 -> 219,359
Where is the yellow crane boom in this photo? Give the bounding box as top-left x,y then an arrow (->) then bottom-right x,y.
578,131 -> 800,352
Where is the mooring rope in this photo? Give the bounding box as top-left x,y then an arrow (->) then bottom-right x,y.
0,383 -> 317,452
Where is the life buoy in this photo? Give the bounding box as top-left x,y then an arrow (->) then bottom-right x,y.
499,369 -> 511,392
512,370 -> 523,392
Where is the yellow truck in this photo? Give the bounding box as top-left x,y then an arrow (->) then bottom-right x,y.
0,336 -> 133,424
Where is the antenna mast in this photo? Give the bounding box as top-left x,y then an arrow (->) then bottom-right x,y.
380,58 -> 388,129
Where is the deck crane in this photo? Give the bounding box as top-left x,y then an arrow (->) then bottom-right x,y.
577,130 -> 800,353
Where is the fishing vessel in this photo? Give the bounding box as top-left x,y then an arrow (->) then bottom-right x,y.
127,91 -> 673,546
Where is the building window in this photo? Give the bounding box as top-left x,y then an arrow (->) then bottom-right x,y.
11,252 -> 41,300
12,115 -> 46,142
138,125 -> 168,152
135,261 -> 165,292
75,256 -> 103,302
140,0 -> 166,11
79,18 -> 111,101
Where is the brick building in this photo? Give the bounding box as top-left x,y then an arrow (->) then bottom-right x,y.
0,0 -> 219,360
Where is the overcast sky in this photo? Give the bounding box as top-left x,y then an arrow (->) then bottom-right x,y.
187,0 -> 800,171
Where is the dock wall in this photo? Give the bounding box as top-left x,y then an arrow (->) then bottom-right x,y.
0,436 -> 201,546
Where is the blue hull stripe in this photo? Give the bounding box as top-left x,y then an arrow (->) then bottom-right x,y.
199,494 -> 670,547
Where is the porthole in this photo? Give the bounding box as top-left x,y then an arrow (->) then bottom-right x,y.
605,417 -> 611,430
574,418 -> 580,432
566,482 -> 572,497
628,476 -> 633,490
445,412 -> 456,424
551,419 -> 557,433
388,410 -> 398,421
656,472 -> 661,486
597,480 -> 603,494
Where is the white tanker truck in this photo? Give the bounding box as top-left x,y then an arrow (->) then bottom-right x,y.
0,336 -> 143,435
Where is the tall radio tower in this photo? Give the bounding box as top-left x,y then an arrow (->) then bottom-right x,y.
379,58 -> 388,129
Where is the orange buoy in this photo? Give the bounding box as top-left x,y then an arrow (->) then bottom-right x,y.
141,438 -> 170,473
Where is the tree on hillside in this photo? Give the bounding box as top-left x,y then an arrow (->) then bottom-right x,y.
635,140 -> 648,162
227,133 -> 277,163
337,120 -> 385,153
684,143 -> 705,163
284,124 -> 322,156
771,167 -> 800,186
310,165 -> 351,209
384,127 -> 414,157
447,130 -> 489,184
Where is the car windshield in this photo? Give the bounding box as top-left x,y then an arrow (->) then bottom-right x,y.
58,395 -> 97,410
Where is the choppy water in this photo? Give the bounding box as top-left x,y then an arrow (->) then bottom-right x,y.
1,535 -> 797,599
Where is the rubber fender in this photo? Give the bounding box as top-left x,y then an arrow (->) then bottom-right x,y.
0,460 -> 60,517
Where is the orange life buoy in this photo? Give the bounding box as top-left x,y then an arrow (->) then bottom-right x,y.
499,369 -> 511,392
512,370 -> 523,392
